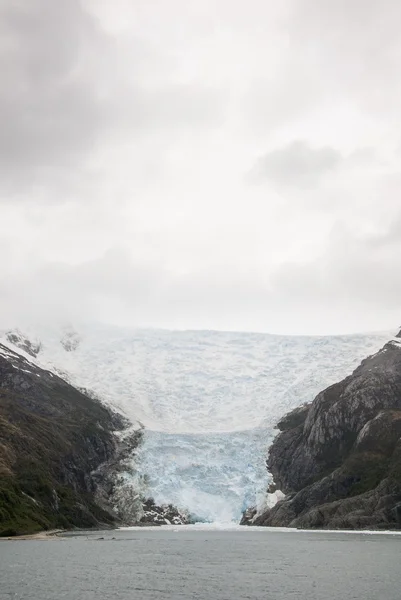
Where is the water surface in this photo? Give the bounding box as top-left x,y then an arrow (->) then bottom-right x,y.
1,527 -> 401,599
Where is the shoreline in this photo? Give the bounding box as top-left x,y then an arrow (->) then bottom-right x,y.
2,524 -> 401,540
0,529 -> 64,541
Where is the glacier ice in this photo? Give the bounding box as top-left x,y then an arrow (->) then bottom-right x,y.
1,323 -> 391,523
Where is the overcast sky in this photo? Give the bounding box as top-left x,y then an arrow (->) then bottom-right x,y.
1,0 -> 401,335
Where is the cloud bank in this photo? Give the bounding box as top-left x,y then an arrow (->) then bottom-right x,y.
1,0 -> 400,335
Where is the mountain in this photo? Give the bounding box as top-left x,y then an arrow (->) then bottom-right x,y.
0,342 -> 128,536
243,331 -> 401,529
1,323 -> 391,523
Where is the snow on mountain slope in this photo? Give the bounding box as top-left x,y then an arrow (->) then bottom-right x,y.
0,324 -> 392,522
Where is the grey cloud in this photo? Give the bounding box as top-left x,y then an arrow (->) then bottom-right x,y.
241,0 -> 401,137
0,0 -> 224,199
0,0 -> 107,188
250,141 -> 342,187
0,244 -> 283,332
1,0 -> 400,337
115,83 -> 224,133
271,219 -> 401,312
364,214 -> 401,248
288,0 -> 401,115
2,228 -> 400,335
241,56 -> 325,136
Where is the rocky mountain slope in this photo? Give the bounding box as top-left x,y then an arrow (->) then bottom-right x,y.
0,342 -> 129,536
243,331 -> 401,529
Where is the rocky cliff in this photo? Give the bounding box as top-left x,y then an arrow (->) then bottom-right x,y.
244,332 -> 401,529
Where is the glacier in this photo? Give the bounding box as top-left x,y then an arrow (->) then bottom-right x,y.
1,324 -> 392,523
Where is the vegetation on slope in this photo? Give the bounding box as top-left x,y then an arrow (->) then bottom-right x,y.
0,344 -> 125,536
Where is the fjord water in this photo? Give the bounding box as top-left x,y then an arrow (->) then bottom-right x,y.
1,528 -> 401,600
33,325 -> 391,522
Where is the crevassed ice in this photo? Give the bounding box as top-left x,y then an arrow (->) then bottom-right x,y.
15,324 -> 391,523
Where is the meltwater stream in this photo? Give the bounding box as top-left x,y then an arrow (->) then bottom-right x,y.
12,324 -> 391,523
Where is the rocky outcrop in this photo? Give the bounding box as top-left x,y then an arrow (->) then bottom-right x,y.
92,427 -> 145,523
139,498 -> 191,525
248,335 -> 401,529
5,330 -> 42,358
60,326 -> 81,352
5,325 -> 81,355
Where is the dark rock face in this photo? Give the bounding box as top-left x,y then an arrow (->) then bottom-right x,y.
252,338 -> 401,530
92,427 -> 144,524
5,331 -> 42,358
0,343 -> 131,536
139,498 -> 191,526
240,507 -> 257,525
60,327 -> 81,352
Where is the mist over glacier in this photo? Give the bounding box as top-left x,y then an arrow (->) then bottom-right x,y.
5,324 -> 391,522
